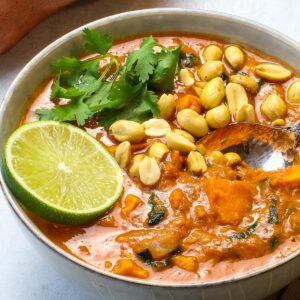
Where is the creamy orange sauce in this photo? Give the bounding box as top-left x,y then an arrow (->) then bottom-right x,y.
23,34 -> 300,283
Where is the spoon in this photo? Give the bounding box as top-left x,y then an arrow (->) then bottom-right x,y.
199,122 -> 300,171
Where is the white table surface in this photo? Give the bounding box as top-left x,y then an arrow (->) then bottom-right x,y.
0,0 -> 299,299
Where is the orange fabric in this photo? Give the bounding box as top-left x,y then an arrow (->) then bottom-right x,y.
0,0 -> 78,54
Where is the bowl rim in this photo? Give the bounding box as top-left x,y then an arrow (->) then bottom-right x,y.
1,8 -> 299,289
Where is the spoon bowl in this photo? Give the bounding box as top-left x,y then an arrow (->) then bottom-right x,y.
199,122 -> 300,171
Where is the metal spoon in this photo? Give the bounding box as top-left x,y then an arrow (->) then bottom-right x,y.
199,122 -> 300,171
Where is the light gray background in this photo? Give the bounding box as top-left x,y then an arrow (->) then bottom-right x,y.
0,1 -> 299,299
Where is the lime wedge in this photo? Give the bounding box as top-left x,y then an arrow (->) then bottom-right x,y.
3,121 -> 123,225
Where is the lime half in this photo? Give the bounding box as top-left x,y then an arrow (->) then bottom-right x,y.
3,121 -> 123,225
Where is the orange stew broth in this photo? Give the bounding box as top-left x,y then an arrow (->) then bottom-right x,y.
23,34 -> 300,283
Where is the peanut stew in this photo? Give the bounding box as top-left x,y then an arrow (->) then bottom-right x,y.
22,31 -> 300,283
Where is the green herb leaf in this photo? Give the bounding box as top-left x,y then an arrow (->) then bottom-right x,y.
269,236 -> 280,250
82,28 -> 112,55
147,194 -> 166,226
98,85 -> 158,129
230,222 -> 258,240
149,46 -> 181,92
137,249 -> 153,264
269,197 -> 279,224
37,98 -> 92,126
125,36 -> 158,83
179,52 -> 199,68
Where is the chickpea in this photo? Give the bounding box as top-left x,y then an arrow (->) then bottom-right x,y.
148,142 -> 169,161
115,141 -> 131,168
255,63 -> 292,82
235,104 -> 256,123
177,109 -> 209,137
143,118 -> 171,137
198,61 -> 224,82
287,81 -> 300,104
110,120 -> 145,143
203,45 -> 223,61
180,68 -> 195,88
139,156 -> 161,186
200,77 -> 225,110
205,104 -> 230,128
224,46 -> 245,70
186,151 -> 207,173
166,131 -> 196,153
158,93 -> 175,119
260,94 -> 287,120
225,83 -> 249,117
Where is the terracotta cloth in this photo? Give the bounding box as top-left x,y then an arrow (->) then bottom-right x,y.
0,0 -> 78,54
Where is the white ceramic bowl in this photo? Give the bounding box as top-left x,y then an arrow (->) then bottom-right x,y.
1,9 -> 299,300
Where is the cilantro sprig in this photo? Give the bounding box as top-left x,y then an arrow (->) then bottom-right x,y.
36,28 -> 181,127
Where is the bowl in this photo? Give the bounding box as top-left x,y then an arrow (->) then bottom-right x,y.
1,8 -> 299,300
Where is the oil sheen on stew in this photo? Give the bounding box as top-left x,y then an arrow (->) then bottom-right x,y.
23,34 -> 300,283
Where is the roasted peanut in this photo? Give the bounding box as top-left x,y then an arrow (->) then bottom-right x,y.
148,142 -> 169,161
143,118 -> 171,137
196,143 -> 207,155
186,151 -> 207,173
208,150 -> 224,162
177,108 -> 209,137
287,81 -> 300,104
260,94 -> 287,120
255,63 -> 292,82
110,120 -> 145,143
158,93 -> 175,119
115,141 -> 131,168
173,129 -> 195,143
229,74 -> 259,94
180,68 -> 195,88
166,132 -> 196,153
271,118 -> 286,126
198,61 -> 224,81
139,156 -> 161,186
193,81 -> 207,97
235,104 -> 256,123
224,152 -> 242,165
206,104 -> 230,128
129,154 -> 145,177
225,83 -> 249,117
203,45 -> 223,61
224,46 -> 245,70
200,77 -> 225,109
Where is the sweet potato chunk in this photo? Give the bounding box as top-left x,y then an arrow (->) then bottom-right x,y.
112,259 -> 149,279
231,236 -> 268,259
172,255 -> 198,272
116,229 -> 181,260
270,165 -> 300,187
204,178 -> 254,225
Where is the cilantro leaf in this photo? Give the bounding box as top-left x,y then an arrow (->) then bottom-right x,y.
149,45 -> 180,92
125,36 -> 158,83
37,98 -> 92,126
98,85 -> 158,129
82,28 -> 112,55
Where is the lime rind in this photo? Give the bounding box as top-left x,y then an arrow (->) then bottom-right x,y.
3,121 -> 123,225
